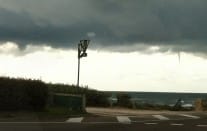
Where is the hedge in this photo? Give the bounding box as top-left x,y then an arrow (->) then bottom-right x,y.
0,77 -> 48,110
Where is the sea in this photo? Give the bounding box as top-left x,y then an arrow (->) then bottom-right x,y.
108,92 -> 207,105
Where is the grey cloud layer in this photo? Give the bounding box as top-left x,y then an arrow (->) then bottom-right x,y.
0,0 -> 207,53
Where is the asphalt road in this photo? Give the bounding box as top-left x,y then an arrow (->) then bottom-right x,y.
1,110 -> 207,131
0,119 -> 207,131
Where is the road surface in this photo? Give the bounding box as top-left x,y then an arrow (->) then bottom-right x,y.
1,111 -> 207,131
0,119 -> 207,131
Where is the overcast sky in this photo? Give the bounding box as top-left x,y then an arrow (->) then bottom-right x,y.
0,0 -> 207,92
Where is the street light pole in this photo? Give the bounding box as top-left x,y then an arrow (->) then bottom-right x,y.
77,49 -> 80,87
77,40 -> 90,87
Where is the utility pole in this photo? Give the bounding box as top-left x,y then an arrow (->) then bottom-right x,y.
77,40 -> 90,87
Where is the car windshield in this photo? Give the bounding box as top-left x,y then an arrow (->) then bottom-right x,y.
0,0 -> 207,131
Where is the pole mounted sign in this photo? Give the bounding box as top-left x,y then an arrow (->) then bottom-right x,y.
78,40 -> 90,58
77,40 -> 90,87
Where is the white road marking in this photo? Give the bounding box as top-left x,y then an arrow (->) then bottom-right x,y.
171,123 -> 184,126
152,115 -> 169,120
117,116 -> 131,123
197,125 -> 207,127
179,114 -> 200,119
66,117 -> 83,123
144,123 -> 157,125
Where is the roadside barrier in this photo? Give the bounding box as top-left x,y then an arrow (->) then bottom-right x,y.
51,93 -> 86,111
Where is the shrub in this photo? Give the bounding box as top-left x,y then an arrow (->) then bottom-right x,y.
116,93 -> 132,108
0,77 -> 48,110
85,91 -> 110,107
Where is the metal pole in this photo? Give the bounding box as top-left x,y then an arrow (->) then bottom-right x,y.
77,57 -> 80,87
77,48 -> 80,87
76,40 -> 89,87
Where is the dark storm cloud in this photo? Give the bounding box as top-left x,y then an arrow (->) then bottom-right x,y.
0,7 -> 109,48
0,0 -> 207,53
